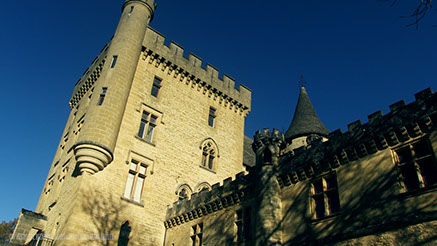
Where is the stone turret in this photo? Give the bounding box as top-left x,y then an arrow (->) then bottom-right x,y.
285,86 -> 329,151
253,129 -> 285,245
73,0 -> 156,174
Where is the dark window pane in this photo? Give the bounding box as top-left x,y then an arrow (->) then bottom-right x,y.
208,156 -> 214,169
418,159 -> 437,187
151,85 -> 160,97
313,179 -> 323,194
153,77 -> 162,85
314,195 -> 325,218
137,121 -> 146,137
399,164 -> 420,191
397,147 -> 413,163
237,210 -> 243,220
327,190 -> 340,214
150,115 -> 157,124
208,115 -> 214,127
325,175 -> 338,190
414,141 -> 431,158
142,111 -> 149,120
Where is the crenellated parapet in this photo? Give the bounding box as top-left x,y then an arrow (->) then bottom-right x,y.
277,88 -> 437,188
142,27 -> 251,115
253,128 -> 285,150
69,45 -> 108,109
164,171 -> 254,229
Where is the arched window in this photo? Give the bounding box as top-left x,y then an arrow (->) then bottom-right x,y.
195,182 -> 212,193
200,139 -> 219,171
118,221 -> 131,246
175,184 -> 192,201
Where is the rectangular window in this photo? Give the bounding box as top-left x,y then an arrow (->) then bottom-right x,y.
208,107 -> 216,127
97,87 -> 107,106
311,173 -> 340,219
191,223 -> 203,246
235,207 -> 251,242
151,77 -> 162,97
394,138 -> 437,192
137,111 -> 157,143
110,55 -> 118,68
123,160 -> 147,203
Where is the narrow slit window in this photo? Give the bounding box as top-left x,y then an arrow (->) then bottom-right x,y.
129,6 -> 134,15
98,87 -> 107,106
151,77 -> 162,97
208,107 -> 216,127
110,56 -> 118,68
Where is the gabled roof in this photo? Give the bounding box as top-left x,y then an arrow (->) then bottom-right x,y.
285,86 -> 330,141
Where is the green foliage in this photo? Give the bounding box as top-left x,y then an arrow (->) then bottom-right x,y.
0,218 -> 17,242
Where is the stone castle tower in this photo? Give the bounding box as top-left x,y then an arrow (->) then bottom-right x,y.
11,0 -> 251,245
11,1 -> 437,245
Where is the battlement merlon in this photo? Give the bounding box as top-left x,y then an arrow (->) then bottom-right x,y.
142,27 -> 252,111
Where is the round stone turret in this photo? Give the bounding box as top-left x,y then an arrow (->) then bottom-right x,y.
74,0 -> 156,174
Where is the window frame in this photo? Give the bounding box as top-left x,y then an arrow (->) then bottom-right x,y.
97,87 -> 107,106
393,137 -> 437,193
235,207 -> 251,242
208,107 -> 216,127
135,105 -> 162,145
123,159 -> 147,203
199,139 -> 219,172
121,151 -> 154,206
310,172 -> 341,220
150,76 -> 162,98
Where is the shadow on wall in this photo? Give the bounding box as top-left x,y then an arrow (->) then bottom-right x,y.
275,151 -> 437,245
81,191 -> 135,246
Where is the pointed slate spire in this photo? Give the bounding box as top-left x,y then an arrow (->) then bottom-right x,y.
285,86 -> 329,142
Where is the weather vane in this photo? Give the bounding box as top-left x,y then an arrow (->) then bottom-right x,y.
298,74 -> 307,88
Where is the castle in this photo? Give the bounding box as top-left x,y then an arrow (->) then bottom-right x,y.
10,0 -> 437,245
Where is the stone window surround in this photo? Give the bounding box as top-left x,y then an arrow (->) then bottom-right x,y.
310,172 -> 341,220
121,151 -> 154,207
199,138 -> 219,172
135,103 -> 163,146
392,137 -> 437,193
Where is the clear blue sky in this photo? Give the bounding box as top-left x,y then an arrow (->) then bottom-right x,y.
0,0 -> 435,222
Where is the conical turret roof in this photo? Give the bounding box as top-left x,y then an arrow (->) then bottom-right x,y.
285,86 -> 329,141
